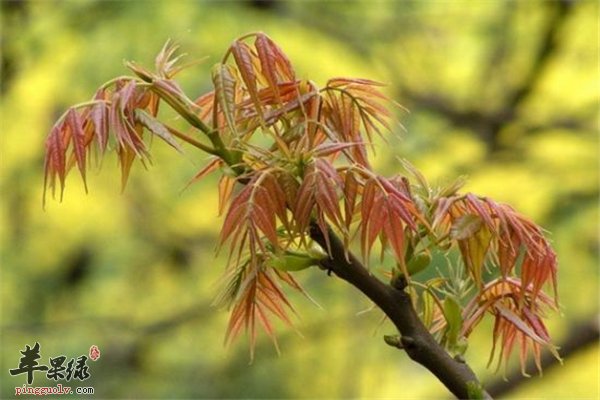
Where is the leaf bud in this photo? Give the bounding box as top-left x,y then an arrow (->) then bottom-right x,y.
405,249 -> 432,276
268,251 -> 317,272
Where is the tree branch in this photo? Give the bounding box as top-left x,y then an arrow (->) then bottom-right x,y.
502,0 -> 573,108
309,223 -> 491,399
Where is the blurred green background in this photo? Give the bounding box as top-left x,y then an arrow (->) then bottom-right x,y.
1,1 -> 598,398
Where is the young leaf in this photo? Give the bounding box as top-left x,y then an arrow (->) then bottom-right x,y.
221,258 -> 300,359
117,145 -> 138,191
134,109 -> 183,153
218,175 -> 237,216
220,171 -> 289,266
65,109 -> 88,191
183,157 -> 223,191
90,102 -> 109,154
293,159 -> 344,242
450,214 -> 482,240
255,33 -> 282,103
313,141 -> 365,158
267,251 -> 317,272
343,169 -> 359,235
255,33 -> 294,82
443,295 -> 463,351
230,41 -> 264,122
359,176 -> 420,272
212,63 -> 239,133
43,123 -> 67,202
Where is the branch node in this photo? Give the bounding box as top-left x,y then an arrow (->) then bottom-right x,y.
316,260 -> 335,276
383,334 -> 403,349
400,335 -> 416,350
454,354 -> 466,364
391,273 -> 408,291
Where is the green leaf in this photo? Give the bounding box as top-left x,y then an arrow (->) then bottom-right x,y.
406,250 -> 431,276
306,241 -> 328,260
212,63 -> 238,134
459,225 -> 492,285
422,290 -> 436,329
444,295 -> 463,349
267,252 -> 317,272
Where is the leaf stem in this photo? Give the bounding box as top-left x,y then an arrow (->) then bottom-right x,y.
164,125 -> 220,156
51,100 -> 110,127
99,75 -> 141,90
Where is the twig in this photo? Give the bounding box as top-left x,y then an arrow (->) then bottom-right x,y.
310,223 -> 491,399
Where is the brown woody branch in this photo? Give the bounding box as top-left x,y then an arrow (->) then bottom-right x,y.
309,223 -> 491,399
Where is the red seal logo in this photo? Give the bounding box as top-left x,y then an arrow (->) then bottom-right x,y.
89,345 -> 100,361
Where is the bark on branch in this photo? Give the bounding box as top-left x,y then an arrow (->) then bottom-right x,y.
309,223 -> 492,399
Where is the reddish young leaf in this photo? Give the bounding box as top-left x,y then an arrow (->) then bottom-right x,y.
109,90 -> 146,157
313,141 -> 365,158
194,90 -> 216,127
437,194 -> 557,302
256,33 -> 295,81
462,278 -> 559,374
222,261 -> 297,358
89,102 -> 109,154
359,176 -> 420,270
465,193 -> 497,236
293,159 -> 344,244
230,41 -> 263,121
521,245 -> 558,303
432,196 -> 457,230
43,123 -> 67,203
497,228 -> 521,278
321,91 -> 371,167
343,169 -> 359,234
327,77 -> 386,88
218,175 -> 237,216
323,78 -> 396,153
261,90 -> 318,127
277,171 -> 300,210
183,157 -> 223,191
134,109 -> 183,153
65,109 -> 88,191
117,145 -> 137,191
359,178 -> 377,259
255,34 -> 282,103
220,170 -> 290,266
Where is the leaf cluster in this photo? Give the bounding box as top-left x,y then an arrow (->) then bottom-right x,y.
43,32 -> 560,372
